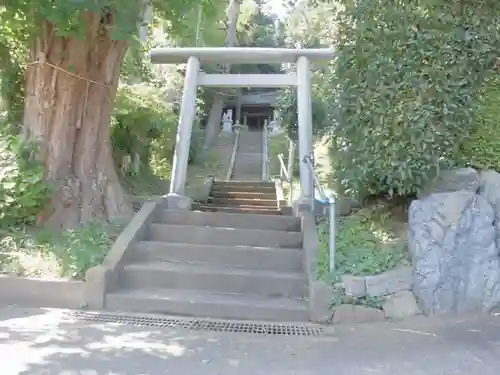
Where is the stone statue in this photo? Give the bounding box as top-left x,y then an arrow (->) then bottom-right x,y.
221,110 -> 233,132
273,109 -> 279,122
222,109 -> 233,124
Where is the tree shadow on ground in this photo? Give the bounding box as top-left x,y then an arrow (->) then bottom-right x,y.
0,307 -> 223,375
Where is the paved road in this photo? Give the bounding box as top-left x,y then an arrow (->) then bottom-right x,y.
1,306 -> 499,375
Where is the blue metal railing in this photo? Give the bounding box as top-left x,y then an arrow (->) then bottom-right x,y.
303,154 -> 336,274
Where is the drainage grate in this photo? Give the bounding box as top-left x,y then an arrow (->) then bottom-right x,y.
66,311 -> 324,337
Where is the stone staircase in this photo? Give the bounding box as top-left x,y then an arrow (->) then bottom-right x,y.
103,130 -> 311,322
105,199 -> 309,321
231,130 -> 263,181
198,181 -> 281,215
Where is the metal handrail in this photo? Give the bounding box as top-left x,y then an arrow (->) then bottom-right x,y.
262,125 -> 270,180
277,153 -> 293,206
303,154 -> 336,274
225,128 -> 240,181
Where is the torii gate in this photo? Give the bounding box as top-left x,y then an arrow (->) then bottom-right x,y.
150,47 -> 334,211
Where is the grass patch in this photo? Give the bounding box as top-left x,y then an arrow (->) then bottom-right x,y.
122,170 -> 169,199
185,133 -> 235,199
268,133 -> 296,177
317,202 -> 410,280
0,220 -> 127,280
185,148 -> 221,199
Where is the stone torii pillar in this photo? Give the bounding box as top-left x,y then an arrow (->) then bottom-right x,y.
235,90 -> 242,125
166,56 -> 200,209
296,56 -> 314,208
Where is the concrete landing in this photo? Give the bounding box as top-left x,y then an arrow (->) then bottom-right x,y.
1,307 -> 499,374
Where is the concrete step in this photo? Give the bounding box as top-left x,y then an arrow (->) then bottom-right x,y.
234,152 -> 262,158
230,175 -> 264,182
156,210 -> 300,231
233,163 -> 261,170
236,144 -> 263,152
132,241 -> 302,272
233,161 -> 262,169
213,181 -> 274,188
120,262 -> 307,298
208,197 -> 277,207
211,185 -> 275,193
210,190 -> 277,200
150,223 -> 301,248
198,205 -> 280,215
106,288 -> 309,322
232,168 -> 263,176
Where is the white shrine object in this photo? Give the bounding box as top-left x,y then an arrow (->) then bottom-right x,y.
222,109 -> 233,132
269,109 -> 284,135
271,119 -> 285,135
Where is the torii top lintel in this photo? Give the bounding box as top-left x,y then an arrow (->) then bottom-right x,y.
150,47 -> 334,65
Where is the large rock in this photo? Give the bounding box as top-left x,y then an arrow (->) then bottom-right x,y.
418,167 -> 479,198
408,190 -> 500,314
479,170 -> 500,251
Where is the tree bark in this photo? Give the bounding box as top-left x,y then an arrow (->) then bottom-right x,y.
23,14 -> 133,229
205,95 -> 225,147
204,0 -> 241,148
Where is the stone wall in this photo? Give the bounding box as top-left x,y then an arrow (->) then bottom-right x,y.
333,266 -> 420,323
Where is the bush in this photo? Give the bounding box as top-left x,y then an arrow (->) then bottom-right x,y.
456,76 -> 500,171
0,135 -> 51,228
330,0 -> 499,198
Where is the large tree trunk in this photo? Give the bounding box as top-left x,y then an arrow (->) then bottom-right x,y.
23,14 -> 133,229
205,95 -> 225,147
204,0 -> 242,148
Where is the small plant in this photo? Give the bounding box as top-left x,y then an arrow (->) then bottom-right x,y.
317,206 -> 409,279
0,135 -> 51,228
55,221 -> 114,280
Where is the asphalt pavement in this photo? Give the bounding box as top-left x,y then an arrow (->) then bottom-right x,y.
1,306 -> 499,375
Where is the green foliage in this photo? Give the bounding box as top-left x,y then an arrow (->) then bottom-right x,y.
0,135 -> 51,228
456,75 -> 500,171
0,8 -> 29,126
277,87 -> 330,141
111,83 -> 178,176
330,0 -> 500,198
55,222 -> 114,280
267,133 -> 301,182
317,207 -> 409,279
1,0 -> 219,42
148,135 -> 174,180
